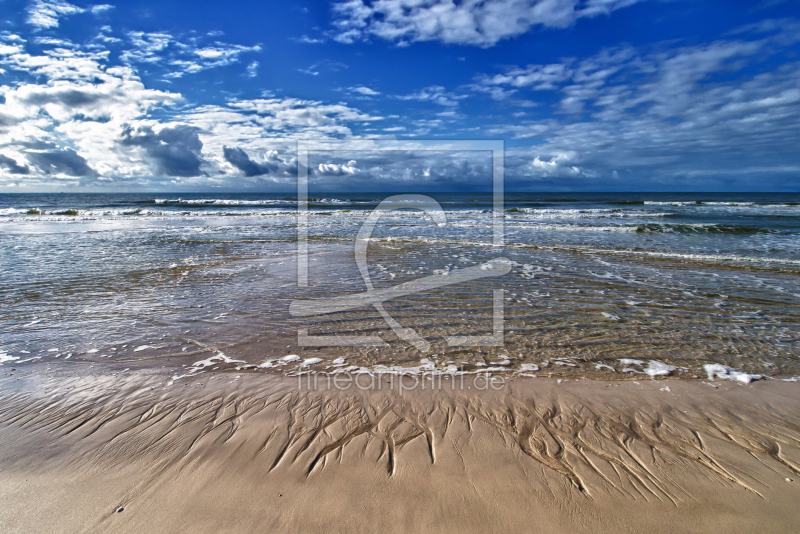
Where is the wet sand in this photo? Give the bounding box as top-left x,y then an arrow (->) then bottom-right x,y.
1,365 -> 799,533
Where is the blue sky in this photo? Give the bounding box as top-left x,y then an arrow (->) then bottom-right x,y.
0,0 -> 799,191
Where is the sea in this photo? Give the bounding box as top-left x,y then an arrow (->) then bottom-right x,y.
1,192 -> 799,380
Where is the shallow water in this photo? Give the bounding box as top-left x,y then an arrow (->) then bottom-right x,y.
1,192 -> 799,379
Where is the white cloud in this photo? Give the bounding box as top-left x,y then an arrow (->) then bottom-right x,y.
91,4 -> 114,14
294,35 -> 326,44
193,44 -> 261,61
317,160 -> 359,175
167,99 -> 382,182
478,24 -> 800,187
26,0 -> 85,29
331,0 -> 647,47
529,152 -> 583,176
0,42 -> 183,183
0,35 -> 291,186
351,86 -> 380,96
25,1 -> 113,30
246,61 -> 259,77
297,60 -> 348,76
121,32 -> 172,63
1,45 -> 181,122
120,32 -> 261,78
396,85 -> 467,106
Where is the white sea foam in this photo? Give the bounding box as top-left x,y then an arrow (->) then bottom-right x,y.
508,208 -> 671,219
170,352 -> 246,383
644,201 -> 698,206
704,364 -> 761,384
507,223 -> 642,232
258,354 -> 302,369
0,351 -> 19,365
551,245 -> 800,266
644,361 -> 675,377
154,198 -> 290,206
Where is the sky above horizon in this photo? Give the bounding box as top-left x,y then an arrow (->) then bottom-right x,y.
0,0 -> 799,192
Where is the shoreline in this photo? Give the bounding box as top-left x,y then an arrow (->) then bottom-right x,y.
1,366 -> 798,533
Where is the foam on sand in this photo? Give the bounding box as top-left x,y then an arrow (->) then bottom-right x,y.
644,360 -> 676,377
704,363 -> 762,384
170,352 -> 246,383
0,351 -> 19,365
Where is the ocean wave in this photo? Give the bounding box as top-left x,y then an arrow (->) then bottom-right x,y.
643,201 -> 699,206
644,200 -> 799,208
504,223 -> 640,232
152,198 -> 293,206
505,222 -> 770,233
554,245 -> 800,266
367,236 -> 800,265
150,198 -> 360,206
0,202 -> 795,230
0,207 -> 300,222
635,223 -> 771,234
0,207 -> 153,218
506,207 -> 672,219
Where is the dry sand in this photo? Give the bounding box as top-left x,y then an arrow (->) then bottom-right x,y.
1,366 -> 799,533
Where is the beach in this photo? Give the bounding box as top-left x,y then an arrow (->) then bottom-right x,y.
1,364 -> 799,533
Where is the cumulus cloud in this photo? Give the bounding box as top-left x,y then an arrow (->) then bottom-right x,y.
0,29 -> 369,187
5,77 -> 180,122
223,147 -> 295,177
0,113 -> 20,131
0,38 -> 191,185
119,125 -> 205,177
316,160 -> 360,176
306,150 -> 494,191
25,146 -> 96,176
331,0 -> 647,47
528,152 -> 584,177
0,154 -> 30,174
